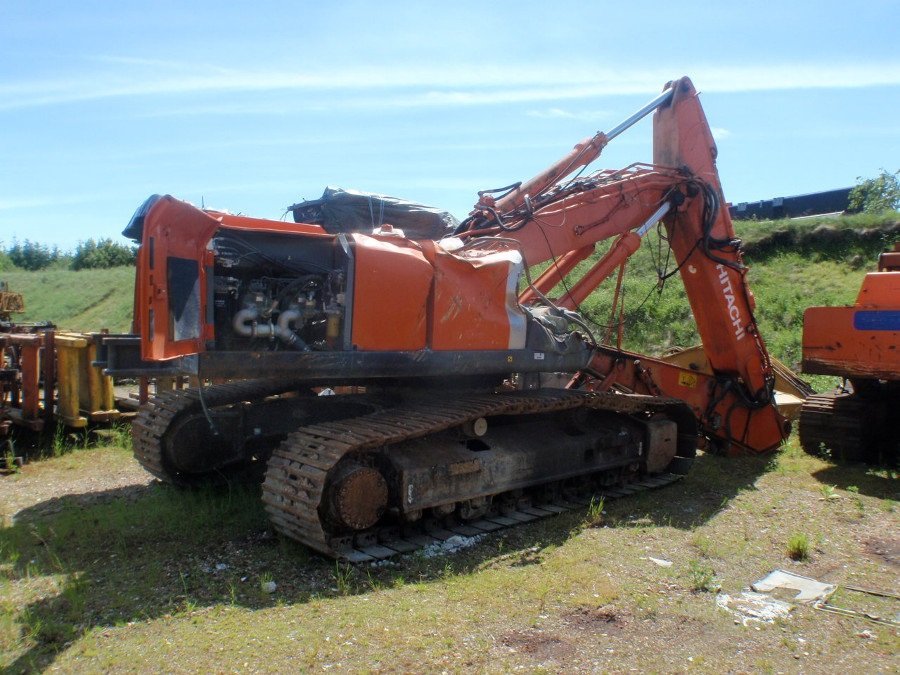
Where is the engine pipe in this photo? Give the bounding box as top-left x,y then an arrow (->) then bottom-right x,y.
232,306 -> 310,351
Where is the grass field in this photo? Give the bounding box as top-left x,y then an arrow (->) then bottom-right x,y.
1,438 -> 897,672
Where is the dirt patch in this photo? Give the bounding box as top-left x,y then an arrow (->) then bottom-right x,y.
501,629 -> 574,662
562,605 -> 629,635
864,537 -> 900,567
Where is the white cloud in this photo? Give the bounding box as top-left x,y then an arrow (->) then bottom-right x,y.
526,108 -> 612,122
0,62 -> 899,112
711,127 -> 731,140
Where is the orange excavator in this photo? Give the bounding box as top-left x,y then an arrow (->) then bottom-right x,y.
799,243 -> 899,464
105,77 -> 791,560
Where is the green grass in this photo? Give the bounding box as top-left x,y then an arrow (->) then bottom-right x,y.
1,436 -> 897,672
3,265 -> 135,333
786,532 -> 811,561
737,210 -> 899,252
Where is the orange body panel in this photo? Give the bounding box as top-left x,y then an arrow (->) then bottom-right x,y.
350,234 -> 433,350
138,197 -> 219,361
350,235 -> 526,351
430,247 -> 526,350
802,270 -> 900,380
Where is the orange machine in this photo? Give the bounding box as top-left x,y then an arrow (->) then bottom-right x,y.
799,243 -> 899,463
106,77 -> 792,560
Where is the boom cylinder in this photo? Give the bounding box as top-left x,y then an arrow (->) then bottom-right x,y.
483,82 -> 678,220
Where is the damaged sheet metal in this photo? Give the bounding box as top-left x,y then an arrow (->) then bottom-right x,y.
752,569 -> 837,604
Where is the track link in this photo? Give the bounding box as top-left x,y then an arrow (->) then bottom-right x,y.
798,392 -> 869,462
132,379 -> 306,483
262,390 -> 692,561
799,391 -> 897,464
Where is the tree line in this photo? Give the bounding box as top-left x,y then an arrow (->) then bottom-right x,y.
1,238 -> 136,271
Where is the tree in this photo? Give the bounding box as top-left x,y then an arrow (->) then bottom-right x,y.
71,238 -> 136,270
848,169 -> 900,213
6,239 -> 59,270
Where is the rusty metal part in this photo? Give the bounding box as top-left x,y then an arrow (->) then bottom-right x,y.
0,287 -> 24,321
262,390 -> 696,561
325,462 -> 389,530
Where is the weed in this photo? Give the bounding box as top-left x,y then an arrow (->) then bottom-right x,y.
819,484 -> 838,501
690,532 -> 715,557
1,440 -> 18,474
333,562 -> 353,596
259,571 -> 273,591
440,562 -> 454,579
365,570 -> 382,592
584,496 -> 605,528
104,423 -> 133,452
846,485 -> 865,516
787,533 -> 810,561
687,559 -> 719,592
51,423 -> 66,457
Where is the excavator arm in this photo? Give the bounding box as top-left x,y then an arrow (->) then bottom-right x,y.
459,77 -> 787,454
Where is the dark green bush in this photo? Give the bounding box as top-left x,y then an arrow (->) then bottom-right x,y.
6,239 -> 60,271
849,169 -> 900,213
71,238 -> 136,270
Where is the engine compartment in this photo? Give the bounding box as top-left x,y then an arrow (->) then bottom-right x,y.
210,229 -> 351,352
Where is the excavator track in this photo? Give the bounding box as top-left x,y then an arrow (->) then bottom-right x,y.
262,390 -> 692,562
798,392 -> 870,462
799,391 -> 897,465
132,379 -> 308,484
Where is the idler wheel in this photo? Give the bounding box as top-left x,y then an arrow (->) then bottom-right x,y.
325,462 -> 388,531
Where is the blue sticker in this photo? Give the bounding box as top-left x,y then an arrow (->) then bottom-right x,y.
853,310 -> 900,331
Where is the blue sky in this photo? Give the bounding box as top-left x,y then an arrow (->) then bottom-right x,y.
1,1 -> 898,250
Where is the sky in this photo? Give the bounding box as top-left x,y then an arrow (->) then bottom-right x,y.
1,1 -> 898,250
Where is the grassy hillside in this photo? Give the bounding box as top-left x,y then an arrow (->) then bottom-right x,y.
561,213 -> 899,372
3,266 -> 135,333
3,212 -> 897,369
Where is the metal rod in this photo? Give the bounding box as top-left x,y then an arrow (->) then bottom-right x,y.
636,202 -> 672,236
605,85 -> 677,143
